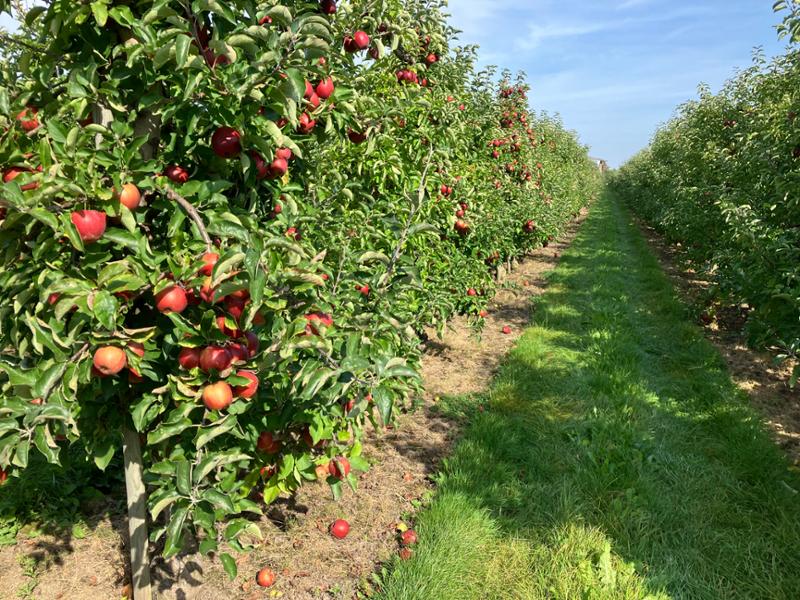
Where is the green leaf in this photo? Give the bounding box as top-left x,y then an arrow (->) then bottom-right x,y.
201,488 -> 235,512
175,34 -> 191,68
175,460 -> 191,495
92,290 -> 117,331
220,552 -> 237,579
163,504 -> 189,558
90,1 -> 109,26
92,439 -> 116,470
195,416 -> 238,449
149,491 -> 181,521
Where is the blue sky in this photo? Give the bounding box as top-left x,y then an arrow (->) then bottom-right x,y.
447,0 -> 790,166
2,2 -> 789,166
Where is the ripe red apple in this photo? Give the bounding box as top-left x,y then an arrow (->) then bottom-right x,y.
117,184 -> 141,210
330,519 -> 350,539
178,347 -> 202,369
454,220 -> 469,235
479,309 -> 488,318
16,107 -> 38,131
257,431 -> 282,454
400,529 -> 418,546
315,77 -> 334,99
70,210 -> 106,244
328,456 -> 350,479
353,31 -> 370,49
356,284 -> 370,296
250,151 -> 269,179
203,381 -> 233,410
467,288 -> 477,297
307,93 -> 321,108
258,15 -> 272,25
199,345 -> 233,372
399,548 -> 413,560
233,370 -> 258,398
155,285 -> 188,314
225,296 -> 247,321
523,220 -> 536,233
255,567 -> 276,588
319,0 -> 336,14
199,252 -> 219,276
455,209 -> 465,218
211,126 -> 241,158
297,113 -> 316,134
93,346 -> 127,376
216,315 -> 241,338
229,343 -> 249,363
245,331 -> 260,357
3,167 -> 40,191
268,157 -> 288,179
425,53 -> 437,65
502,326 -> 511,335
165,165 -> 190,183
275,147 -> 293,161
304,80 -> 315,99
347,129 -> 367,144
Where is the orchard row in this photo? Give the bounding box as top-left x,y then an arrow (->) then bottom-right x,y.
0,0 -> 598,576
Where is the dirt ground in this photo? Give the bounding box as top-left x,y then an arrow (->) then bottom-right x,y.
0,212 -> 589,600
634,217 -> 800,466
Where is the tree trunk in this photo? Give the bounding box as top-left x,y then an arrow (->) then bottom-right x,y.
122,426 -> 153,600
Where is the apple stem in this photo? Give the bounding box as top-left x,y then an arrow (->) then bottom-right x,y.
122,425 -> 153,600
164,186 -> 213,252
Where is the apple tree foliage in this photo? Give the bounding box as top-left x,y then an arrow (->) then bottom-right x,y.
0,0 -> 598,567
611,44 -> 800,383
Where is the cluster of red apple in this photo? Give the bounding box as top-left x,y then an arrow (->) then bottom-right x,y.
90,250 -> 262,412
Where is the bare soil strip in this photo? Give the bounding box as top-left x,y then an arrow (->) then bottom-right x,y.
632,215 -> 800,466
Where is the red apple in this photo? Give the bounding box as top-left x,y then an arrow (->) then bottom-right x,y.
178,347 -> 202,369
93,346 -> 127,376
275,147 -> 293,161
348,129 -> 367,144
268,157 -> 288,179
502,326 -> 511,335
467,288 -> 477,297
425,53 -> 437,65
250,151 -> 269,179
199,252 -> 219,276
257,431 -> 281,454
400,529 -> 418,546
199,345 -> 233,372
255,567 -> 276,588
117,184 -> 141,210
211,126 -> 241,158
233,370 -> 258,398
203,381 -> 233,410
319,0 -> 336,13
258,15 -> 272,25
297,113 -> 316,134
245,331 -> 260,357
16,107 -> 39,131
315,77 -> 334,99
70,210 -> 107,244
328,456 -> 350,479
353,30 -> 370,49
165,165 -> 190,183
330,519 -> 350,539
155,285 -> 188,314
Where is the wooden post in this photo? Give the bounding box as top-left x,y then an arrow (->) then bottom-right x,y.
122,427 -> 153,600
93,103 -> 154,600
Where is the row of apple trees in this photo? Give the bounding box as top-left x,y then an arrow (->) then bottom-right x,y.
0,0 -> 599,569
610,40 -> 799,383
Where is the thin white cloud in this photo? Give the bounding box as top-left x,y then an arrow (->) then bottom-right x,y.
617,0 -> 654,9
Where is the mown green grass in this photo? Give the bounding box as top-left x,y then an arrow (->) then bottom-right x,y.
375,192 -> 800,600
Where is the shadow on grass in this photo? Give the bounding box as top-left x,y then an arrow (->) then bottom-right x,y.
378,194 -> 800,600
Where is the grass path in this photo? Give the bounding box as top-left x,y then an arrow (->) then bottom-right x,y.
376,192 -> 800,600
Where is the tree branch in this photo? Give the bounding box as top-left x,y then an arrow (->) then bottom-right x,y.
164,186 -> 213,252
382,146 -> 435,287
